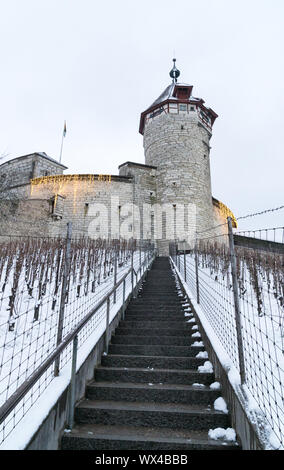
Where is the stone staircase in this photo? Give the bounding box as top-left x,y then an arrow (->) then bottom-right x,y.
61,257 -> 240,450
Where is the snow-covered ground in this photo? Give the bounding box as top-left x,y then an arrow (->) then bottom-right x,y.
174,253 -> 284,449
0,244 -> 150,448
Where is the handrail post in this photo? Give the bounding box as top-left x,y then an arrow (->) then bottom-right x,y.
113,250 -> 117,304
122,278 -> 126,320
183,242 -> 187,282
67,334 -> 78,430
131,248 -> 134,292
194,244 -> 200,304
104,296 -> 110,353
134,271 -> 138,298
228,216 -> 246,385
54,222 -> 72,377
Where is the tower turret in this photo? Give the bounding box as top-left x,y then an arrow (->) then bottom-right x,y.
139,60 -> 218,254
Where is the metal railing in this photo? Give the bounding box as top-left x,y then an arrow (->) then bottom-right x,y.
170,218 -> 284,449
0,225 -> 156,445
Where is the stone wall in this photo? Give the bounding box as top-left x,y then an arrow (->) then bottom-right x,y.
0,198 -> 51,239
118,162 -> 157,240
0,139 -> 234,251
143,112 -> 215,254
0,153 -> 66,191
29,175 -> 135,239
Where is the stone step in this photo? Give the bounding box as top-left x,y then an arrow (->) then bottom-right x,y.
119,320 -> 192,329
95,366 -> 213,385
126,305 -> 186,312
61,424 -> 239,450
123,317 -> 189,324
115,327 -> 193,336
130,299 -> 183,305
101,354 -> 205,370
86,381 -> 220,404
60,256 -> 241,452
124,312 -> 188,319
125,311 -> 186,318
140,289 -> 178,292
111,335 -> 198,346
108,344 -> 204,357
74,400 -> 229,431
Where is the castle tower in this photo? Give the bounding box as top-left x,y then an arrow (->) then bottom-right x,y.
139,60 -> 218,254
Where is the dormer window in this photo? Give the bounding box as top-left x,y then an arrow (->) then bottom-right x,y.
173,85 -> 193,100
176,87 -> 191,100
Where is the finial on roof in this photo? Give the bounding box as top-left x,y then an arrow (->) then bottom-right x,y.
169,58 -> 180,83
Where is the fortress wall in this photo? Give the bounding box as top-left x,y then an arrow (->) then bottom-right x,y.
119,163 -> 157,240
144,113 -> 215,254
0,199 -> 51,239
211,202 -> 230,245
29,176 -> 136,239
0,155 -> 35,188
0,154 -> 65,190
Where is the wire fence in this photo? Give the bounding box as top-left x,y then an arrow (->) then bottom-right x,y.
234,226 -> 284,245
0,227 -> 155,446
170,221 -> 284,449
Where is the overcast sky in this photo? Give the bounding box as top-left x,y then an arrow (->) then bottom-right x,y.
0,0 -> 283,234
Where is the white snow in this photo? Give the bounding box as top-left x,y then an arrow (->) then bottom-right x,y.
0,250 -> 151,449
214,397 -> 228,414
208,427 -> 236,441
196,351 -> 208,359
172,256 -> 284,449
198,361 -> 213,373
191,331 -> 201,338
210,381 -> 221,390
192,383 -> 205,388
192,341 -> 204,347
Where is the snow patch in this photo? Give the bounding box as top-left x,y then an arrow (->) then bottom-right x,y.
208,427 -> 236,442
198,361 -> 213,373
192,332 -> 201,338
210,382 -> 221,390
214,397 -> 228,414
196,351 -> 208,359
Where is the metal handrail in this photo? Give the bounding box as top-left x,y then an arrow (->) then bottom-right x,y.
0,252 -> 155,429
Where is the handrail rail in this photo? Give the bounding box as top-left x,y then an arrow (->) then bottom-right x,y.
0,253 -> 153,428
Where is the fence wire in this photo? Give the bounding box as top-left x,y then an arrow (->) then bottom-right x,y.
0,234 -> 154,445
170,231 -> 284,448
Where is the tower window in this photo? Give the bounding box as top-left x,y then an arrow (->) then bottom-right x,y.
190,106 -> 195,111
179,104 -> 187,112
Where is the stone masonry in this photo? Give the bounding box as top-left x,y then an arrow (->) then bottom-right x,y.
0,74 -> 237,254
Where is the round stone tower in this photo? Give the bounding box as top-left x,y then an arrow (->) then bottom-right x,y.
139,60 -> 219,254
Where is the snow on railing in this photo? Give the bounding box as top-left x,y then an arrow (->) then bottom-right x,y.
170,223 -> 284,449
0,227 -> 155,446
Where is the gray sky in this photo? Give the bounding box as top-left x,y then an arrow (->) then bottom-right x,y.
0,0 -> 283,234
